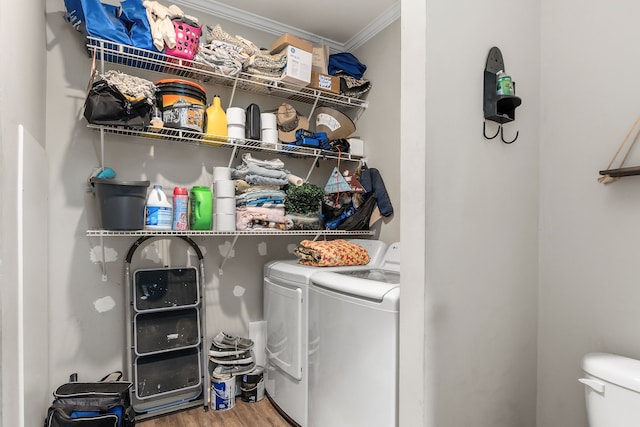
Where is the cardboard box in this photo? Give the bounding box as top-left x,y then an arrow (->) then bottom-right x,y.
280,45 -> 312,86
307,71 -> 340,94
312,45 -> 329,74
270,33 -> 313,54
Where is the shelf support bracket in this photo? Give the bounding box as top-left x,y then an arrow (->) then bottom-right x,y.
100,235 -> 108,282
100,127 -> 105,171
308,91 -> 321,119
228,76 -> 239,109
305,153 -> 322,182
227,145 -> 239,168
219,235 -> 239,275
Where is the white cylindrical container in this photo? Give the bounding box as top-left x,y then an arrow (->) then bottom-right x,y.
261,128 -> 279,149
260,113 -> 277,130
214,197 -> 236,215
213,166 -> 232,182
215,213 -> 236,231
145,184 -> 172,230
214,180 -> 236,198
226,107 -> 246,125
228,125 -> 245,141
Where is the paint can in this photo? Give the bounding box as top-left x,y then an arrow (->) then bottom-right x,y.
211,373 -> 236,411
240,366 -> 264,403
155,79 -> 207,132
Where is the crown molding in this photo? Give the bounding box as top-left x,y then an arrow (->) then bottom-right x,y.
173,0 -> 399,52
344,2 -> 400,52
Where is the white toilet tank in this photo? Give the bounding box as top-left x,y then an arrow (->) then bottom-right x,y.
580,352 -> 640,427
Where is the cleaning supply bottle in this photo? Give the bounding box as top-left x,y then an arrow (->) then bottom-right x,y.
145,184 -> 172,230
172,186 -> 189,230
189,186 -> 213,230
204,95 -> 228,144
496,70 -> 514,96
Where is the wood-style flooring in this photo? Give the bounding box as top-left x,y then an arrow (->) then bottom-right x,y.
138,398 -> 292,427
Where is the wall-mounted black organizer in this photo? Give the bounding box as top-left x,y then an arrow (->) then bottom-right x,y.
483,46 -> 522,143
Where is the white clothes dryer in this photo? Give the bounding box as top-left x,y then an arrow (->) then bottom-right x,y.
263,239 -> 389,426
308,242 -> 400,427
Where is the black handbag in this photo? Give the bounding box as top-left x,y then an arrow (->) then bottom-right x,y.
44,372 -> 135,427
84,80 -> 151,129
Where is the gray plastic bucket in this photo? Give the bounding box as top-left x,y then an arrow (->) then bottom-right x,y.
91,177 -> 150,230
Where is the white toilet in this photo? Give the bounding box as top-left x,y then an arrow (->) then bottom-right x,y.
580,352 -> 640,426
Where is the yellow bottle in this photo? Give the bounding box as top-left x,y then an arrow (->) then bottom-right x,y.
204,95 -> 228,145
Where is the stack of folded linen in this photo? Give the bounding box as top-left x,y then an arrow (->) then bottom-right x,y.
232,154 -> 294,231
209,331 -> 255,376
198,25 -> 289,81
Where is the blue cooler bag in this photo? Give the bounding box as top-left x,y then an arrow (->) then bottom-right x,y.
44,373 -> 134,427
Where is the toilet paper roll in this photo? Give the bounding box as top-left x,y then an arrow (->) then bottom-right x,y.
287,173 -> 304,187
261,128 -> 278,149
215,213 -> 236,232
214,179 -> 236,198
260,113 -> 277,130
214,197 -> 236,215
226,107 -> 246,126
228,124 -> 245,141
213,166 -> 231,182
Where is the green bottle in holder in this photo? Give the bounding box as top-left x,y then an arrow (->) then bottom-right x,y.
189,186 -> 212,230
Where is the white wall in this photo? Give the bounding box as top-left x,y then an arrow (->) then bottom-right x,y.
537,0 -> 640,425
44,2 -> 400,420
353,21 -> 401,244
0,1 -> 49,426
401,0 -> 541,425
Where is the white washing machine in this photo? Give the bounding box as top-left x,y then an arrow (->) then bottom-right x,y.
308,242 -> 400,427
263,239 -> 389,426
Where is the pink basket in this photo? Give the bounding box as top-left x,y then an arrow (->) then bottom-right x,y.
166,20 -> 201,60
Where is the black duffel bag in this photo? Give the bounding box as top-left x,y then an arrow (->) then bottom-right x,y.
44,372 -> 135,427
84,80 -> 151,129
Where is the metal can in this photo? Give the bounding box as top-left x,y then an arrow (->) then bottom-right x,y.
496,70 -> 514,96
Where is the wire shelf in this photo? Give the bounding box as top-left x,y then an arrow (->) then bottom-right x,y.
86,229 -> 374,237
86,38 -> 368,113
87,124 -> 362,162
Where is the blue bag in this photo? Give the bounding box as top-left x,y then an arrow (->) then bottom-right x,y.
64,0 -> 154,51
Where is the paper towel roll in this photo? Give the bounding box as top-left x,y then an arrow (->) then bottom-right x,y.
287,173 -> 304,186
214,179 -> 236,198
260,113 -> 277,130
215,213 -> 236,231
228,124 -> 245,141
214,197 -> 236,215
261,128 -> 278,150
213,166 -> 231,181
226,107 -> 246,125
